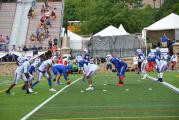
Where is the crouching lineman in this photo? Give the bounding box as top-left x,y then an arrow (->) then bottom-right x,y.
31,56 -> 58,92
137,49 -> 148,79
76,56 -> 99,91
6,57 -> 34,95
52,64 -> 71,85
106,55 -> 128,86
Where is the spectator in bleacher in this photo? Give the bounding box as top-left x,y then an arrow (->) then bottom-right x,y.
53,37 -> 58,45
30,33 -> 36,41
32,0 -> 36,9
45,10 -> 50,19
28,7 -> 35,19
44,0 -> 49,8
48,39 -> 52,49
40,15 -> 46,23
0,35 -> 5,43
5,36 -> 10,44
41,5 -> 46,14
46,17 -> 51,28
45,27 -> 49,38
32,45 -> 38,56
51,9 -> 56,20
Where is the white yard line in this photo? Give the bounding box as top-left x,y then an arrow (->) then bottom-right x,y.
46,115 -> 179,120
146,75 -> 179,94
20,77 -> 82,120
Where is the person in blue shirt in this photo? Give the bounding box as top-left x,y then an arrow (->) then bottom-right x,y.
106,55 -> 128,86
52,64 -> 71,85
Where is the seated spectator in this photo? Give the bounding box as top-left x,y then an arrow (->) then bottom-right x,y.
51,10 -> 56,20
45,27 -> 49,38
41,5 -> 46,14
0,35 -> 5,43
30,33 -> 36,41
45,10 -> 50,19
48,39 -> 52,49
45,17 -> 51,27
40,15 -> 46,23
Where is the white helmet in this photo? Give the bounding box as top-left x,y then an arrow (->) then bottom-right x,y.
51,56 -> 58,62
26,56 -> 35,64
76,55 -> 83,62
106,54 -> 112,61
155,47 -> 160,52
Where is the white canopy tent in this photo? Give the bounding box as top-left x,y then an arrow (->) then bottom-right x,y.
93,25 -> 121,36
61,28 -> 82,49
144,13 -> 179,31
142,13 -> 179,52
94,25 -> 130,37
118,24 -> 130,35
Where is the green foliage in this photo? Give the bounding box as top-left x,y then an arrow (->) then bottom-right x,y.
63,0 -> 163,35
158,0 -> 179,18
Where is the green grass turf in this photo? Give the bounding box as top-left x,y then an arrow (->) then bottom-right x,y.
0,72 -> 179,120
148,71 -> 179,88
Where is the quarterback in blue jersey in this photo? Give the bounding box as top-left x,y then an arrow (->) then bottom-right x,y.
106,55 -> 128,86
52,64 -> 71,85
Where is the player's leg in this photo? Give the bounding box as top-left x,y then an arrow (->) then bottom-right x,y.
141,61 -> 147,79
6,73 -> 20,95
117,65 -> 127,86
85,70 -> 94,91
32,70 -> 43,88
44,72 -> 56,92
22,74 -> 33,94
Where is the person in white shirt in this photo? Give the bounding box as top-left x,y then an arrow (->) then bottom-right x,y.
31,56 -> 58,92
171,53 -> 178,71
132,54 -> 138,72
6,57 -> 34,95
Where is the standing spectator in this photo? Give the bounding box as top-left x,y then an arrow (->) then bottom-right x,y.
106,56 -> 112,72
5,36 -> 10,44
23,45 -> 29,53
32,0 -> 36,9
0,35 -> 5,43
32,45 -> 38,56
48,39 -> 52,49
41,5 -> 46,14
171,52 -> 178,71
133,54 -> 138,72
11,45 -> 17,62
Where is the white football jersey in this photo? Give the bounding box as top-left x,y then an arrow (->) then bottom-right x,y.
38,59 -> 53,72
32,58 -> 41,68
16,61 -> 30,75
17,57 -> 27,66
83,63 -> 98,73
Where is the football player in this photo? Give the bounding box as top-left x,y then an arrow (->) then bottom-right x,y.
31,56 -> 58,92
6,56 -> 34,95
52,64 -> 71,85
106,55 -> 128,86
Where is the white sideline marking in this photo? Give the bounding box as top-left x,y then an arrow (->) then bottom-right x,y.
20,77 -> 82,120
46,115 -> 179,120
146,75 -> 179,94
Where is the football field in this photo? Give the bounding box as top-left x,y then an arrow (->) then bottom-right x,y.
0,72 -> 179,120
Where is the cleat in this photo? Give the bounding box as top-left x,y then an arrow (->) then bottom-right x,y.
28,88 -> 34,93
86,86 -> 94,91
6,90 -> 11,95
67,80 -> 71,85
116,83 -> 124,87
49,88 -> 57,92
56,82 -> 63,85
21,85 -> 26,90
157,78 -> 163,82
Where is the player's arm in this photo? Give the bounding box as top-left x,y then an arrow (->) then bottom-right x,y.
46,64 -> 52,79
62,68 -> 68,80
24,63 -> 30,79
